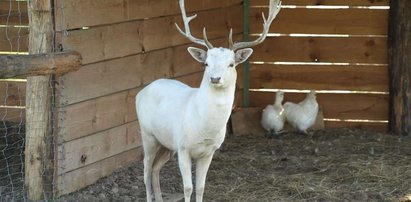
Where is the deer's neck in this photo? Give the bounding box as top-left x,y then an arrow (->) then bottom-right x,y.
194,79 -> 236,134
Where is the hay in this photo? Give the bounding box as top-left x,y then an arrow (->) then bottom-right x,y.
205,128 -> 411,201
58,128 -> 411,201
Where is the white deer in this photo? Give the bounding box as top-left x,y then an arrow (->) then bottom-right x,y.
135,0 -> 281,201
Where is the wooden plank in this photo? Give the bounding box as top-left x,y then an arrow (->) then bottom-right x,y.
58,88 -> 139,142
59,121 -> 141,174
388,0 -> 411,136
250,36 -> 387,64
57,146 -> 143,196
247,64 -> 389,92
231,107 -> 324,135
24,0 -> 55,200
250,8 -> 388,35
0,51 -> 82,78
175,71 -> 204,88
0,108 -> 25,123
0,1 -> 28,25
252,0 -> 389,6
0,81 -> 26,106
58,34 -> 242,105
58,21 -> 143,65
325,120 -> 388,133
58,49 -> 172,105
173,34 -> 242,78
0,27 -> 29,52
54,0 -> 242,31
59,5 -> 242,65
249,91 -> 388,120
145,5 -> 242,53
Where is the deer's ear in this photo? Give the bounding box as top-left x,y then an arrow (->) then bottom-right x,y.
188,47 -> 207,63
235,48 -> 253,64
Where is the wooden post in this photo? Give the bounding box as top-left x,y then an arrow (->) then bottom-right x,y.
25,0 -> 56,200
388,0 -> 411,136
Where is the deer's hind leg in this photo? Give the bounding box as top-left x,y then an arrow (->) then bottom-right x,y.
141,132 -> 162,202
152,146 -> 174,202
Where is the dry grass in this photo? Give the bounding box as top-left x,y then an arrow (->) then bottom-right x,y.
58,128 -> 411,202
205,128 -> 411,201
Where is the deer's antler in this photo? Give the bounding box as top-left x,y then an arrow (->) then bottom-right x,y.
230,0 -> 281,51
175,0 -> 214,49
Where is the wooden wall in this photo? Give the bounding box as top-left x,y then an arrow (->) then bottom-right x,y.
0,0 -> 28,123
53,0 -> 243,195
243,0 -> 389,132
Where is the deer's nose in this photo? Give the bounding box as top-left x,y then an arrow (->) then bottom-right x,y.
210,77 -> 221,84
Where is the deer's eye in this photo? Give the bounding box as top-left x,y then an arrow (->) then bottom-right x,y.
204,62 -> 208,67
229,63 -> 234,68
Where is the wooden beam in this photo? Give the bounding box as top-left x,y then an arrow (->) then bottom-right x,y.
0,51 -> 81,79
24,0 -> 56,200
388,0 -> 411,136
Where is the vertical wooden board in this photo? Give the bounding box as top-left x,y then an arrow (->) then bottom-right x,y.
0,27 -> 29,52
58,88 -> 139,142
25,76 -> 53,200
25,0 -> 55,198
57,147 -> 143,196
59,49 -> 172,105
249,91 -> 389,120
58,21 -> 143,65
250,8 -> 388,35
250,36 -> 387,64
248,64 -> 389,92
233,89 -> 243,109
0,1 -> 28,25
59,121 -> 141,174
54,0 -> 243,31
388,0 -> 411,136
252,0 -> 389,6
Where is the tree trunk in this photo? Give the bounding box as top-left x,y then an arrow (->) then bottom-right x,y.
388,0 -> 411,136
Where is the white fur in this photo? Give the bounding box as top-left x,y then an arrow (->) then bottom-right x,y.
261,91 -> 285,134
136,47 -> 252,202
283,90 -> 319,134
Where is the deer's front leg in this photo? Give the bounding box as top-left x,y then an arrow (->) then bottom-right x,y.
195,153 -> 214,202
178,150 -> 193,202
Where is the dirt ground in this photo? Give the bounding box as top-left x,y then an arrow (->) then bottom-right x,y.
57,128 -> 411,202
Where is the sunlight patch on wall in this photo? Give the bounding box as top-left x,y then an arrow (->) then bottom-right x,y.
249,61 -> 387,66
324,118 -> 388,123
0,106 -> 25,109
252,5 -> 389,10
249,88 -> 388,95
250,33 -> 387,38
0,52 -> 28,55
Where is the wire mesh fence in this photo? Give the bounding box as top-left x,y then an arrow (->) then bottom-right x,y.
1,0 -> 28,201
0,80 -> 26,201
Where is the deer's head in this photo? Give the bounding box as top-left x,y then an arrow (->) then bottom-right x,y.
175,0 -> 282,89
